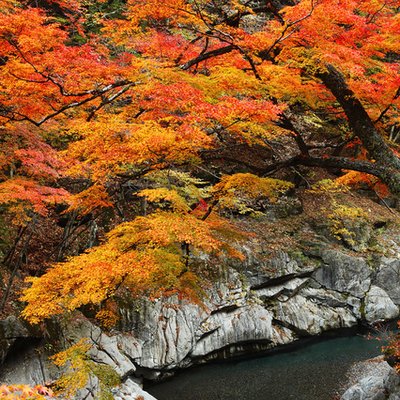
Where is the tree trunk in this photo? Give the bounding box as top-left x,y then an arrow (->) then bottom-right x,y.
317,64 -> 400,195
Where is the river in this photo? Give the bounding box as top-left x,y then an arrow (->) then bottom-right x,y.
146,328 -> 389,400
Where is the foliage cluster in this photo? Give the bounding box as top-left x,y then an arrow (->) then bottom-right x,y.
0,0 -> 397,320
0,0 -> 399,396
51,339 -> 120,400
327,202 -> 369,246
0,384 -> 53,399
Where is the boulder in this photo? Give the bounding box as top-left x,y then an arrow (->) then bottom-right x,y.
364,286 -> 399,323
113,378 -> 158,400
341,357 -> 400,400
375,258 -> 400,305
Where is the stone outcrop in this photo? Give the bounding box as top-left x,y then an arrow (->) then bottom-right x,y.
0,315 -> 42,367
0,333 -> 156,400
109,246 -> 400,374
1,220 -> 400,399
364,286 -> 399,323
340,357 -> 400,400
313,250 -> 371,297
375,258 -> 400,305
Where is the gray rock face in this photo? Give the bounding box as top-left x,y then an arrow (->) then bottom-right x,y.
118,296 -> 207,370
2,245 -> 400,400
191,304 -> 293,358
64,318 -> 136,378
364,286 -> 399,323
111,247 -> 399,373
0,345 -> 52,386
0,318 -> 157,400
376,258 -> 400,305
113,378 -> 158,400
244,249 -> 312,288
273,290 -> 357,335
0,316 -> 38,364
341,357 -> 400,400
314,250 -> 371,298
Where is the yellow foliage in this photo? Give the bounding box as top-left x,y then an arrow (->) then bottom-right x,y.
51,339 -> 92,399
144,170 -> 208,206
95,308 -> 119,330
327,202 -> 369,245
138,188 -> 190,212
65,118 -> 213,181
213,173 -> 294,215
308,179 -> 349,194
51,339 -> 120,400
21,211 -> 244,324
21,246 -> 123,324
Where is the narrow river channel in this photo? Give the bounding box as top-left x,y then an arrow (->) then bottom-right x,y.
146,329 -> 388,400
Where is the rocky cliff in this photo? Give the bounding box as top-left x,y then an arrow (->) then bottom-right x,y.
1,193 -> 400,399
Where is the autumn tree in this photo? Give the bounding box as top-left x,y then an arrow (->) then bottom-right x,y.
0,0 -> 398,322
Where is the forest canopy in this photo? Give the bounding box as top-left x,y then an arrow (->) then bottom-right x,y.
0,0 -> 399,323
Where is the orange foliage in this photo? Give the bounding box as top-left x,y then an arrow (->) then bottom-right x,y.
337,171 -> 390,198
21,210 -> 245,323
383,321 -> 400,372
66,184 -> 113,216
0,384 -> 53,399
0,0 -> 394,327
0,178 -> 68,223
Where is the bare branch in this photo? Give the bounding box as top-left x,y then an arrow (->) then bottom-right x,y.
375,86 -> 400,123
86,83 -> 135,121
259,0 -> 317,59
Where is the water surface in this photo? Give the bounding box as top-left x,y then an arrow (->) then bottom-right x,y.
147,332 -> 386,400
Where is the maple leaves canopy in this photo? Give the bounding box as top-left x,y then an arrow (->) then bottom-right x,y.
0,0 -> 399,321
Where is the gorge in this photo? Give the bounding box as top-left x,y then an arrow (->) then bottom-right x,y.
1,194 -> 400,399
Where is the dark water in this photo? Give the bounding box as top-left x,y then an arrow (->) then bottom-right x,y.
146,331 -> 387,400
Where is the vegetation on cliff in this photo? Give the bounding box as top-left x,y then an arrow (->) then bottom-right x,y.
0,0 -> 399,395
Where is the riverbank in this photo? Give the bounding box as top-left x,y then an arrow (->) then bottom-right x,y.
146,328 -> 388,400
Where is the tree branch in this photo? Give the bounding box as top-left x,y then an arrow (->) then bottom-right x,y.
5,81 -> 136,126
317,64 -> 400,170
179,45 -> 235,70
